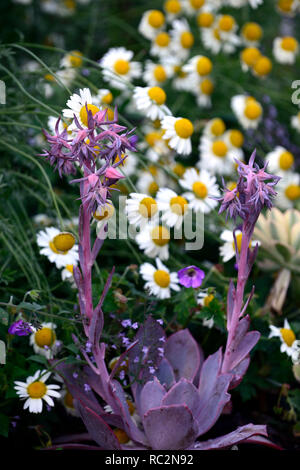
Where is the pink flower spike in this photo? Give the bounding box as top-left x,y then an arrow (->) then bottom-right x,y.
105,166 -> 125,180
87,174 -> 99,186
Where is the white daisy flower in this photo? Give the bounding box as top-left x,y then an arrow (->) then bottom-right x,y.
197,289 -> 215,328
135,223 -> 171,260
156,188 -> 189,229
61,387 -> 79,416
36,227 -> 79,268
126,193 -> 159,228
14,370 -> 61,414
202,117 -> 226,139
231,95 -> 263,130
179,168 -> 220,213
136,167 -> 168,196
62,87 -> 100,129
99,47 -> 141,90
163,0 -> 183,21
223,129 -> 244,152
194,77 -> 214,107
169,19 -> 195,61
143,61 -> 174,86
140,124 -> 171,162
150,32 -> 173,59
265,146 -> 295,174
133,86 -> 171,121
171,63 -> 194,91
29,322 -> 60,359
198,136 -> 240,175
217,14 -> 241,53
219,229 -> 259,262
196,11 -> 215,29
114,151 -> 138,177
240,47 -> 261,72
33,214 -> 53,227
92,88 -> 114,107
291,112 -> 300,133
138,10 -> 166,40
140,258 -> 180,299
201,26 -> 222,55
161,115 -> 194,155
276,0 -> 299,16
275,172 -> 300,209
241,22 -> 263,46
60,50 -> 83,69
182,55 -> 213,83
269,319 -> 300,362
61,264 -> 77,289
273,37 -> 299,64
182,0 -> 214,16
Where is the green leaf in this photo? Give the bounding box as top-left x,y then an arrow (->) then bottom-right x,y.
27,354 -> 48,365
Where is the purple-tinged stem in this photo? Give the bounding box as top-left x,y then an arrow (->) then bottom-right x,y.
80,176 -> 93,322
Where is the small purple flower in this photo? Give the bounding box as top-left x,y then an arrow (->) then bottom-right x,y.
131,322 -> 139,330
178,266 -> 205,288
121,319 -> 132,328
8,319 -> 33,336
84,384 -> 91,392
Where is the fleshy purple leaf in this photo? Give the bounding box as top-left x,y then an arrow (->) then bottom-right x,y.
164,329 -> 203,382
143,404 -> 198,450
139,378 -> 166,418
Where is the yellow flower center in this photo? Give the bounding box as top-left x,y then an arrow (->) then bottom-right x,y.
170,196 -> 188,215
101,91 -> 113,104
35,327 -> 56,348
180,31 -> 194,49
279,151 -> 294,170
148,181 -> 159,196
104,107 -> 115,121
197,12 -> 214,28
52,232 -> 76,253
68,50 -> 83,67
193,181 -> 208,199
232,233 -> 243,253
155,32 -> 170,47
229,129 -> 244,147
79,104 -> 100,126
173,65 -> 187,78
190,0 -> 204,8
219,15 -> 235,32
204,294 -> 214,307
151,226 -> 170,246
242,23 -> 263,42
64,390 -> 74,408
253,56 -> 272,76
93,203 -> 115,221
66,264 -> 74,274
213,28 -> 221,40
200,78 -> 214,95
210,118 -> 226,136
173,163 -> 186,177
114,428 -> 130,444
244,100 -> 262,120
285,184 -> 300,201
27,381 -> 47,399
174,118 -> 194,138
113,59 -> 130,75
138,197 -> 158,218
148,86 -> 167,105
212,140 -> 228,157
281,36 -> 298,51
153,65 -> 167,82
196,56 -> 213,76
148,10 -> 165,28
241,47 -> 261,66
280,328 -> 296,347
227,181 -> 237,191
145,131 -> 162,147
64,0 -> 75,9
126,399 -> 135,415
154,269 -> 171,287
277,0 -> 293,13
164,0 -> 181,13
44,73 -> 55,82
